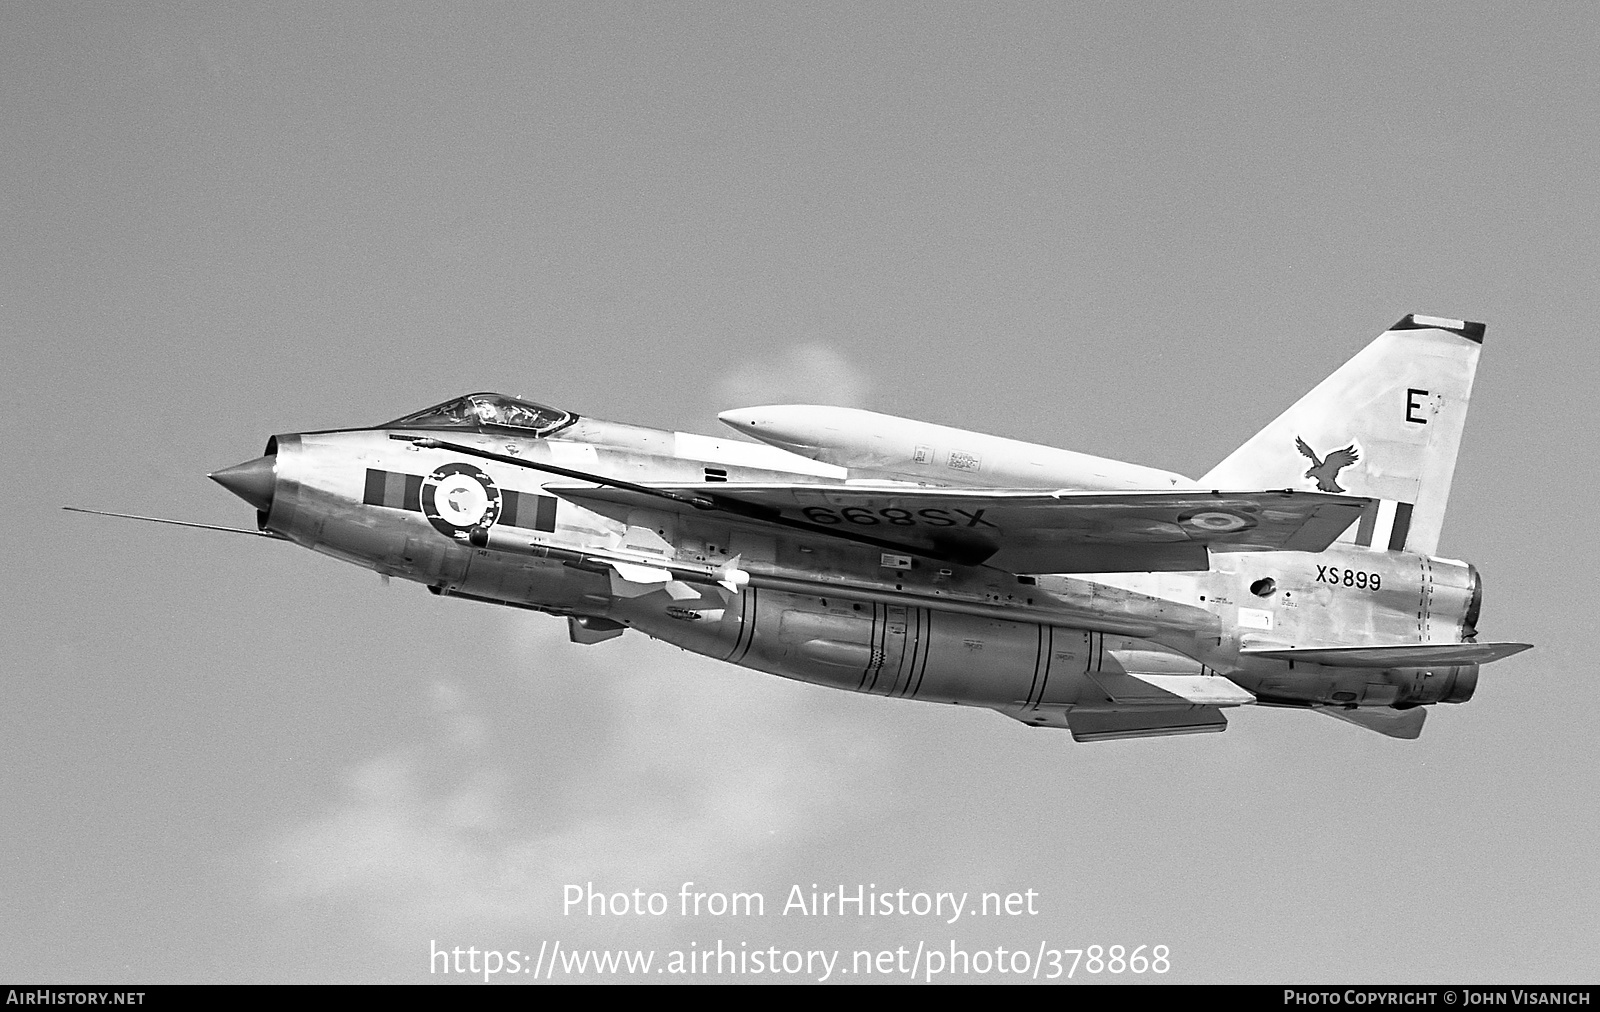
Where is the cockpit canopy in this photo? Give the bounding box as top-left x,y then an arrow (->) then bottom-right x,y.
385,393 -> 576,437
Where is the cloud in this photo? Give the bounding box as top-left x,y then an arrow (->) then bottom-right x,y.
714,343 -> 871,410
259,616 -> 894,948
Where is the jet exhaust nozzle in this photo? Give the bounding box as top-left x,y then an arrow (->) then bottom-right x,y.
210,454 -> 277,512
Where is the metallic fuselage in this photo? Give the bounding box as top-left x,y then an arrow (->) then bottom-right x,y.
256,420 -> 1480,726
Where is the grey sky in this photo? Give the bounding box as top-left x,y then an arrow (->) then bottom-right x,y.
4,3 -> 1597,983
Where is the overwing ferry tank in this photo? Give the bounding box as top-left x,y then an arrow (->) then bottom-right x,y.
719,405 -> 1195,491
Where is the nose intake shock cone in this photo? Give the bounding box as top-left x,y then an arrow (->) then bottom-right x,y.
209,455 -> 277,512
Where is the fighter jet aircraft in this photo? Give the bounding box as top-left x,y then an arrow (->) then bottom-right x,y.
71,314 -> 1529,741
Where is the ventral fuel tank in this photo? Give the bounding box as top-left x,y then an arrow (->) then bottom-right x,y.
719,405 -> 1196,491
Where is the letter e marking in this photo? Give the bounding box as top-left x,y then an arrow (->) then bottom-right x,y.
1406,388 -> 1430,425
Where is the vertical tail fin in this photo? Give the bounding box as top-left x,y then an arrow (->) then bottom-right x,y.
1200,314 -> 1484,556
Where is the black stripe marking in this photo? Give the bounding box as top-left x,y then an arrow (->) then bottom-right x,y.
362,469 -> 387,506
402,474 -> 422,512
499,490 -> 521,528
1388,501 -> 1415,552
534,495 -> 558,533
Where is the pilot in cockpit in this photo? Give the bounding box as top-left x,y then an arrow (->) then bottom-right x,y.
472,399 -> 501,425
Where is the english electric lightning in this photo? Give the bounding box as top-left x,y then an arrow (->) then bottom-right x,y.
72,314 -> 1529,741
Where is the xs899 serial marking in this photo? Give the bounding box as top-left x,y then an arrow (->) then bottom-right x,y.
1316,565 -> 1382,590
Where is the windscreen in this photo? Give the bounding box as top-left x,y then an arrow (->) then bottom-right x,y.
385,393 -> 575,436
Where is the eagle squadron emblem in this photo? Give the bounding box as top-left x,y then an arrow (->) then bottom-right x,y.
1295,437 -> 1359,493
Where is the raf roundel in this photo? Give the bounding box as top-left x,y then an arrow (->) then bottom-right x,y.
1177,509 -> 1255,534
421,463 -> 502,540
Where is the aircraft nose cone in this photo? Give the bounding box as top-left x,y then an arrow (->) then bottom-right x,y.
209,454 -> 277,512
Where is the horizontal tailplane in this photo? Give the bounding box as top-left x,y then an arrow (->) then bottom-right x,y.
1242,642 -> 1531,667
